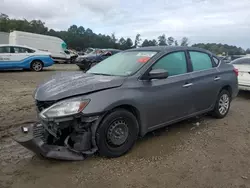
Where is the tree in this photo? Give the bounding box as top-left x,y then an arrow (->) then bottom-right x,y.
111,33 -> 117,43
180,37 -> 189,46
141,39 -> 149,47
29,20 -> 48,34
134,34 -> 142,48
167,37 -> 174,46
77,26 -> 85,35
158,34 -> 167,46
246,48 -> 250,54
192,43 -> 246,55
125,38 -> 133,49
150,39 -> 158,46
4,14 -> 232,52
0,13 -> 9,32
119,37 -> 127,49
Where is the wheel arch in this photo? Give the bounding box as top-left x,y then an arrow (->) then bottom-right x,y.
220,85 -> 232,97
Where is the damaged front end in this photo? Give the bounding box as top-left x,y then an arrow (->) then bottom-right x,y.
14,99 -> 103,160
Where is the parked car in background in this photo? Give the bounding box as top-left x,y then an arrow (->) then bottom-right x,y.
0,44 -> 54,71
9,31 -> 70,63
75,48 -> 121,71
15,46 -> 238,160
64,49 -> 78,63
218,56 -> 231,63
230,57 -> 250,91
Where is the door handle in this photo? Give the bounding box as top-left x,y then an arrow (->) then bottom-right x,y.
183,83 -> 193,88
214,76 -> 221,81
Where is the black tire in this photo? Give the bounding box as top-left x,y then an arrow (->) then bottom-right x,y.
212,90 -> 231,119
96,109 -> 139,158
31,61 -> 43,72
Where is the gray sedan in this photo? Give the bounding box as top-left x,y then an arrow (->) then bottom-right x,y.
15,46 -> 238,160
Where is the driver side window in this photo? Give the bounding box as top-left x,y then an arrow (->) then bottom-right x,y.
152,51 -> 187,76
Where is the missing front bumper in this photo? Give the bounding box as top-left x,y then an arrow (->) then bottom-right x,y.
13,124 -> 86,160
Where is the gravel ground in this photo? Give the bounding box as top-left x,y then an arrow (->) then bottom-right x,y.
1,64 -> 250,188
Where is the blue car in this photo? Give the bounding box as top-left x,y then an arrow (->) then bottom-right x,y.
75,49 -> 121,71
0,44 -> 54,71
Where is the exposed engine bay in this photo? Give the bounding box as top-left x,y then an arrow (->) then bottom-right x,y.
40,116 -> 96,153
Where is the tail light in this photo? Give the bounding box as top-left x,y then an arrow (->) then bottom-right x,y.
233,68 -> 238,76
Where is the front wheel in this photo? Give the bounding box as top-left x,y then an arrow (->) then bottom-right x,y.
212,90 -> 231,119
96,109 -> 139,158
31,61 -> 43,72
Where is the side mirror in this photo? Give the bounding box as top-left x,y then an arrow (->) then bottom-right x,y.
148,69 -> 168,80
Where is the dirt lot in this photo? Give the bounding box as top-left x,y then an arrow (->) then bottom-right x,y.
1,64 -> 250,188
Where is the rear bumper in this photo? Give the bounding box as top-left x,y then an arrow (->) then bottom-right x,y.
239,84 -> 250,91
43,61 -> 54,67
13,123 -> 86,160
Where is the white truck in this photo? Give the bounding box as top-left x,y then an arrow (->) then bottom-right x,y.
9,31 -> 73,63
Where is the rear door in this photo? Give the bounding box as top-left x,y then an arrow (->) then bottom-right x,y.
142,51 -> 195,129
0,46 -> 12,68
9,46 -> 34,68
188,51 -> 221,112
10,46 -> 30,61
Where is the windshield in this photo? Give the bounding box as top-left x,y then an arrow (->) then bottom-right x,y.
87,51 -> 157,76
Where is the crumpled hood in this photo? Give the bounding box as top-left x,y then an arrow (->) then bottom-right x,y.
34,72 -> 125,101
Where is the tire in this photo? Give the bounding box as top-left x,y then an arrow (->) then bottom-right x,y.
212,90 -> 231,119
31,61 -> 43,72
96,109 -> 139,158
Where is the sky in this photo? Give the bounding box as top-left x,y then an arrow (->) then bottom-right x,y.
1,0 -> 250,48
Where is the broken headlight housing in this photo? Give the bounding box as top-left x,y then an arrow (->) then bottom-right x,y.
39,98 -> 90,119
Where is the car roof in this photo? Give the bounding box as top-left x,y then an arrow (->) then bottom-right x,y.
126,46 -> 212,54
231,57 -> 250,62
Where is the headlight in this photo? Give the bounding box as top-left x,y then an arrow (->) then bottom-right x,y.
40,98 -> 90,119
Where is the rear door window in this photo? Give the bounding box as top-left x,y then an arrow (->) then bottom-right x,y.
0,46 -> 11,53
12,47 -> 35,53
152,51 -> 187,76
189,51 -> 213,71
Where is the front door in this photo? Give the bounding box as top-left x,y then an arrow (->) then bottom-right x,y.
141,51 -> 195,131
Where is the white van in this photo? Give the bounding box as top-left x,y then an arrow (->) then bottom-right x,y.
9,31 -> 69,63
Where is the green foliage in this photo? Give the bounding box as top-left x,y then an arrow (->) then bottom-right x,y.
192,43 -> 246,55
180,37 -> 189,46
141,39 -> 158,47
134,34 -> 142,48
158,34 -> 167,46
1,14 -> 247,54
167,37 -> 174,46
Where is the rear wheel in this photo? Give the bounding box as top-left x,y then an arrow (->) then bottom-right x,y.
31,61 -> 43,72
212,90 -> 231,118
96,109 -> 139,158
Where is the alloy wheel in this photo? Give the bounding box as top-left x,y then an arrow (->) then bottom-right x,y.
32,61 -> 42,71
218,94 -> 230,115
